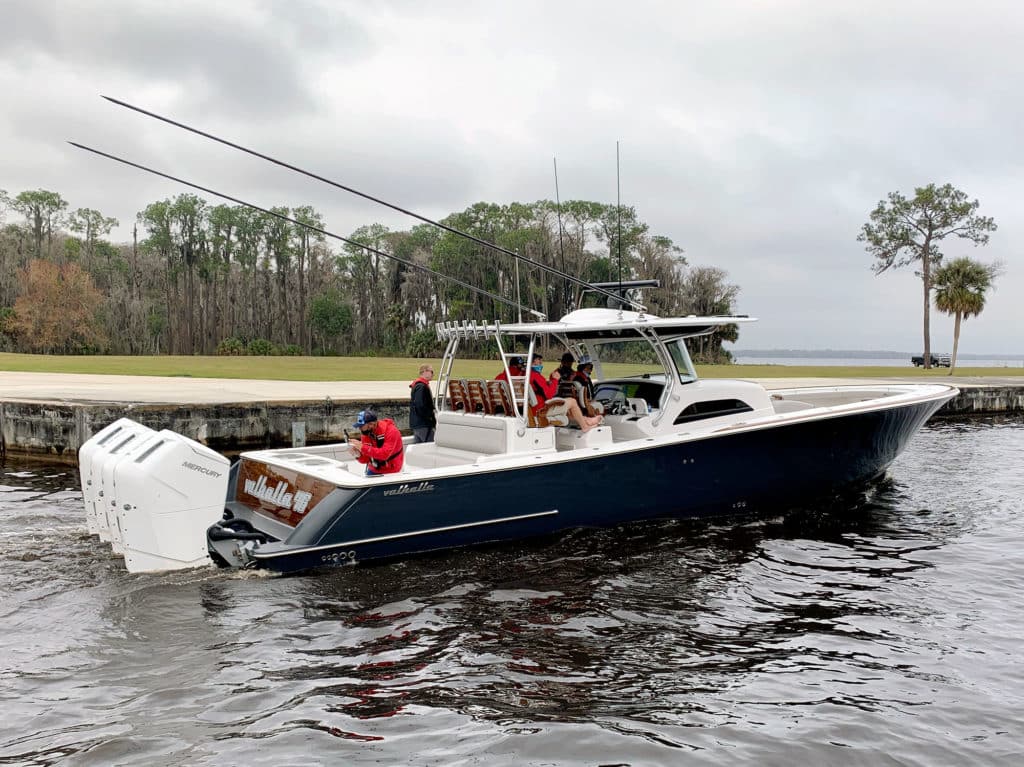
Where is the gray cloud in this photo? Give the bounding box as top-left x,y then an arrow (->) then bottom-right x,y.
1,0 -> 1019,353
1,0 -> 372,116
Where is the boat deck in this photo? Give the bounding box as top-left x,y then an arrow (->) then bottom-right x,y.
248,384 -> 955,481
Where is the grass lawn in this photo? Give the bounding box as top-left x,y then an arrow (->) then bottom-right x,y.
1,352 -> 1021,380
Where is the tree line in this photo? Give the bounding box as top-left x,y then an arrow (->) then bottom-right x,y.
0,189 -> 741,361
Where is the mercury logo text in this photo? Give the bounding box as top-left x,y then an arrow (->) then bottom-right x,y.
182,461 -> 222,479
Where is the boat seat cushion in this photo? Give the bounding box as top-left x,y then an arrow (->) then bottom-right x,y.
435,411 -> 511,455
409,447 -> 483,468
535,399 -> 571,428
626,397 -> 648,417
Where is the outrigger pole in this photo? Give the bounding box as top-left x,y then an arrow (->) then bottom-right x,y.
68,142 -> 534,318
100,95 -> 646,314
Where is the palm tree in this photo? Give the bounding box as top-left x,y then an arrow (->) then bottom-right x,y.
932,257 -> 999,375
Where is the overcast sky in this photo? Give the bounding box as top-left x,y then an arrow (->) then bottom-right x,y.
1,0 -> 1020,353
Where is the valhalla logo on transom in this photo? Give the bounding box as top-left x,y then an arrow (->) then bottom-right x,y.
243,475 -> 313,513
383,481 -> 436,497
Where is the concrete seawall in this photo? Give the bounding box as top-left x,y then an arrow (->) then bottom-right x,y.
940,384 -> 1024,415
0,399 -> 382,462
1,372 -> 1020,463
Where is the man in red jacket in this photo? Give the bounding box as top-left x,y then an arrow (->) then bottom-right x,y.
348,409 -> 405,476
525,353 -> 602,431
495,356 -> 525,382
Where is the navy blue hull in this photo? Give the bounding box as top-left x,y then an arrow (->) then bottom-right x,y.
248,399 -> 943,573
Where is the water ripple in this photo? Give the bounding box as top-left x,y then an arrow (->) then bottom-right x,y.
1,417 -> 1023,765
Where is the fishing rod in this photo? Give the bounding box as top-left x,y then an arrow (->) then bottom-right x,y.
552,157 -> 569,313
100,95 -> 646,313
68,141 -> 540,319
616,141 -> 623,295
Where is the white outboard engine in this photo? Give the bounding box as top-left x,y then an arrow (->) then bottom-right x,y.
79,419 -> 156,541
79,419 -> 230,573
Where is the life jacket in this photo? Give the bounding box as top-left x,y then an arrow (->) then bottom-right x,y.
556,376 -> 578,400
359,419 -> 404,473
573,370 -> 595,400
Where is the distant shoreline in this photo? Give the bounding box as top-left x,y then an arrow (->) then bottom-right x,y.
731,349 -> 1024,360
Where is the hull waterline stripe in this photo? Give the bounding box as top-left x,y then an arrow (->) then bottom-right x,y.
252,509 -> 560,560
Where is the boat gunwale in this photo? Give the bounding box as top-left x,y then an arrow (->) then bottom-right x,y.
237,383 -> 958,489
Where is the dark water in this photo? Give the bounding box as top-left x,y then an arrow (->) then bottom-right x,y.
2,418 -> 1023,766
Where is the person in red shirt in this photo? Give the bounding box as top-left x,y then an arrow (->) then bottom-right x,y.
494,354 -> 556,399
495,356 -> 525,382
348,409 -> 405,476
526,353 -> 559,405
524,353 -> 602,431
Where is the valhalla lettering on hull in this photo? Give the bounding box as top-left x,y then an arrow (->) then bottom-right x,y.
243,474 -> 314,512
383,481 -> 436,497
244,475 -> 293,507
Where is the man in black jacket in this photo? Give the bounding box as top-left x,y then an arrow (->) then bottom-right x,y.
555,352 -> 576,381
409,363 -> 437,443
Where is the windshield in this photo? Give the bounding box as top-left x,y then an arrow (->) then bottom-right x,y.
589,339 -> 662,378
668,338 -> 698,383
588,337 -> 697,383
